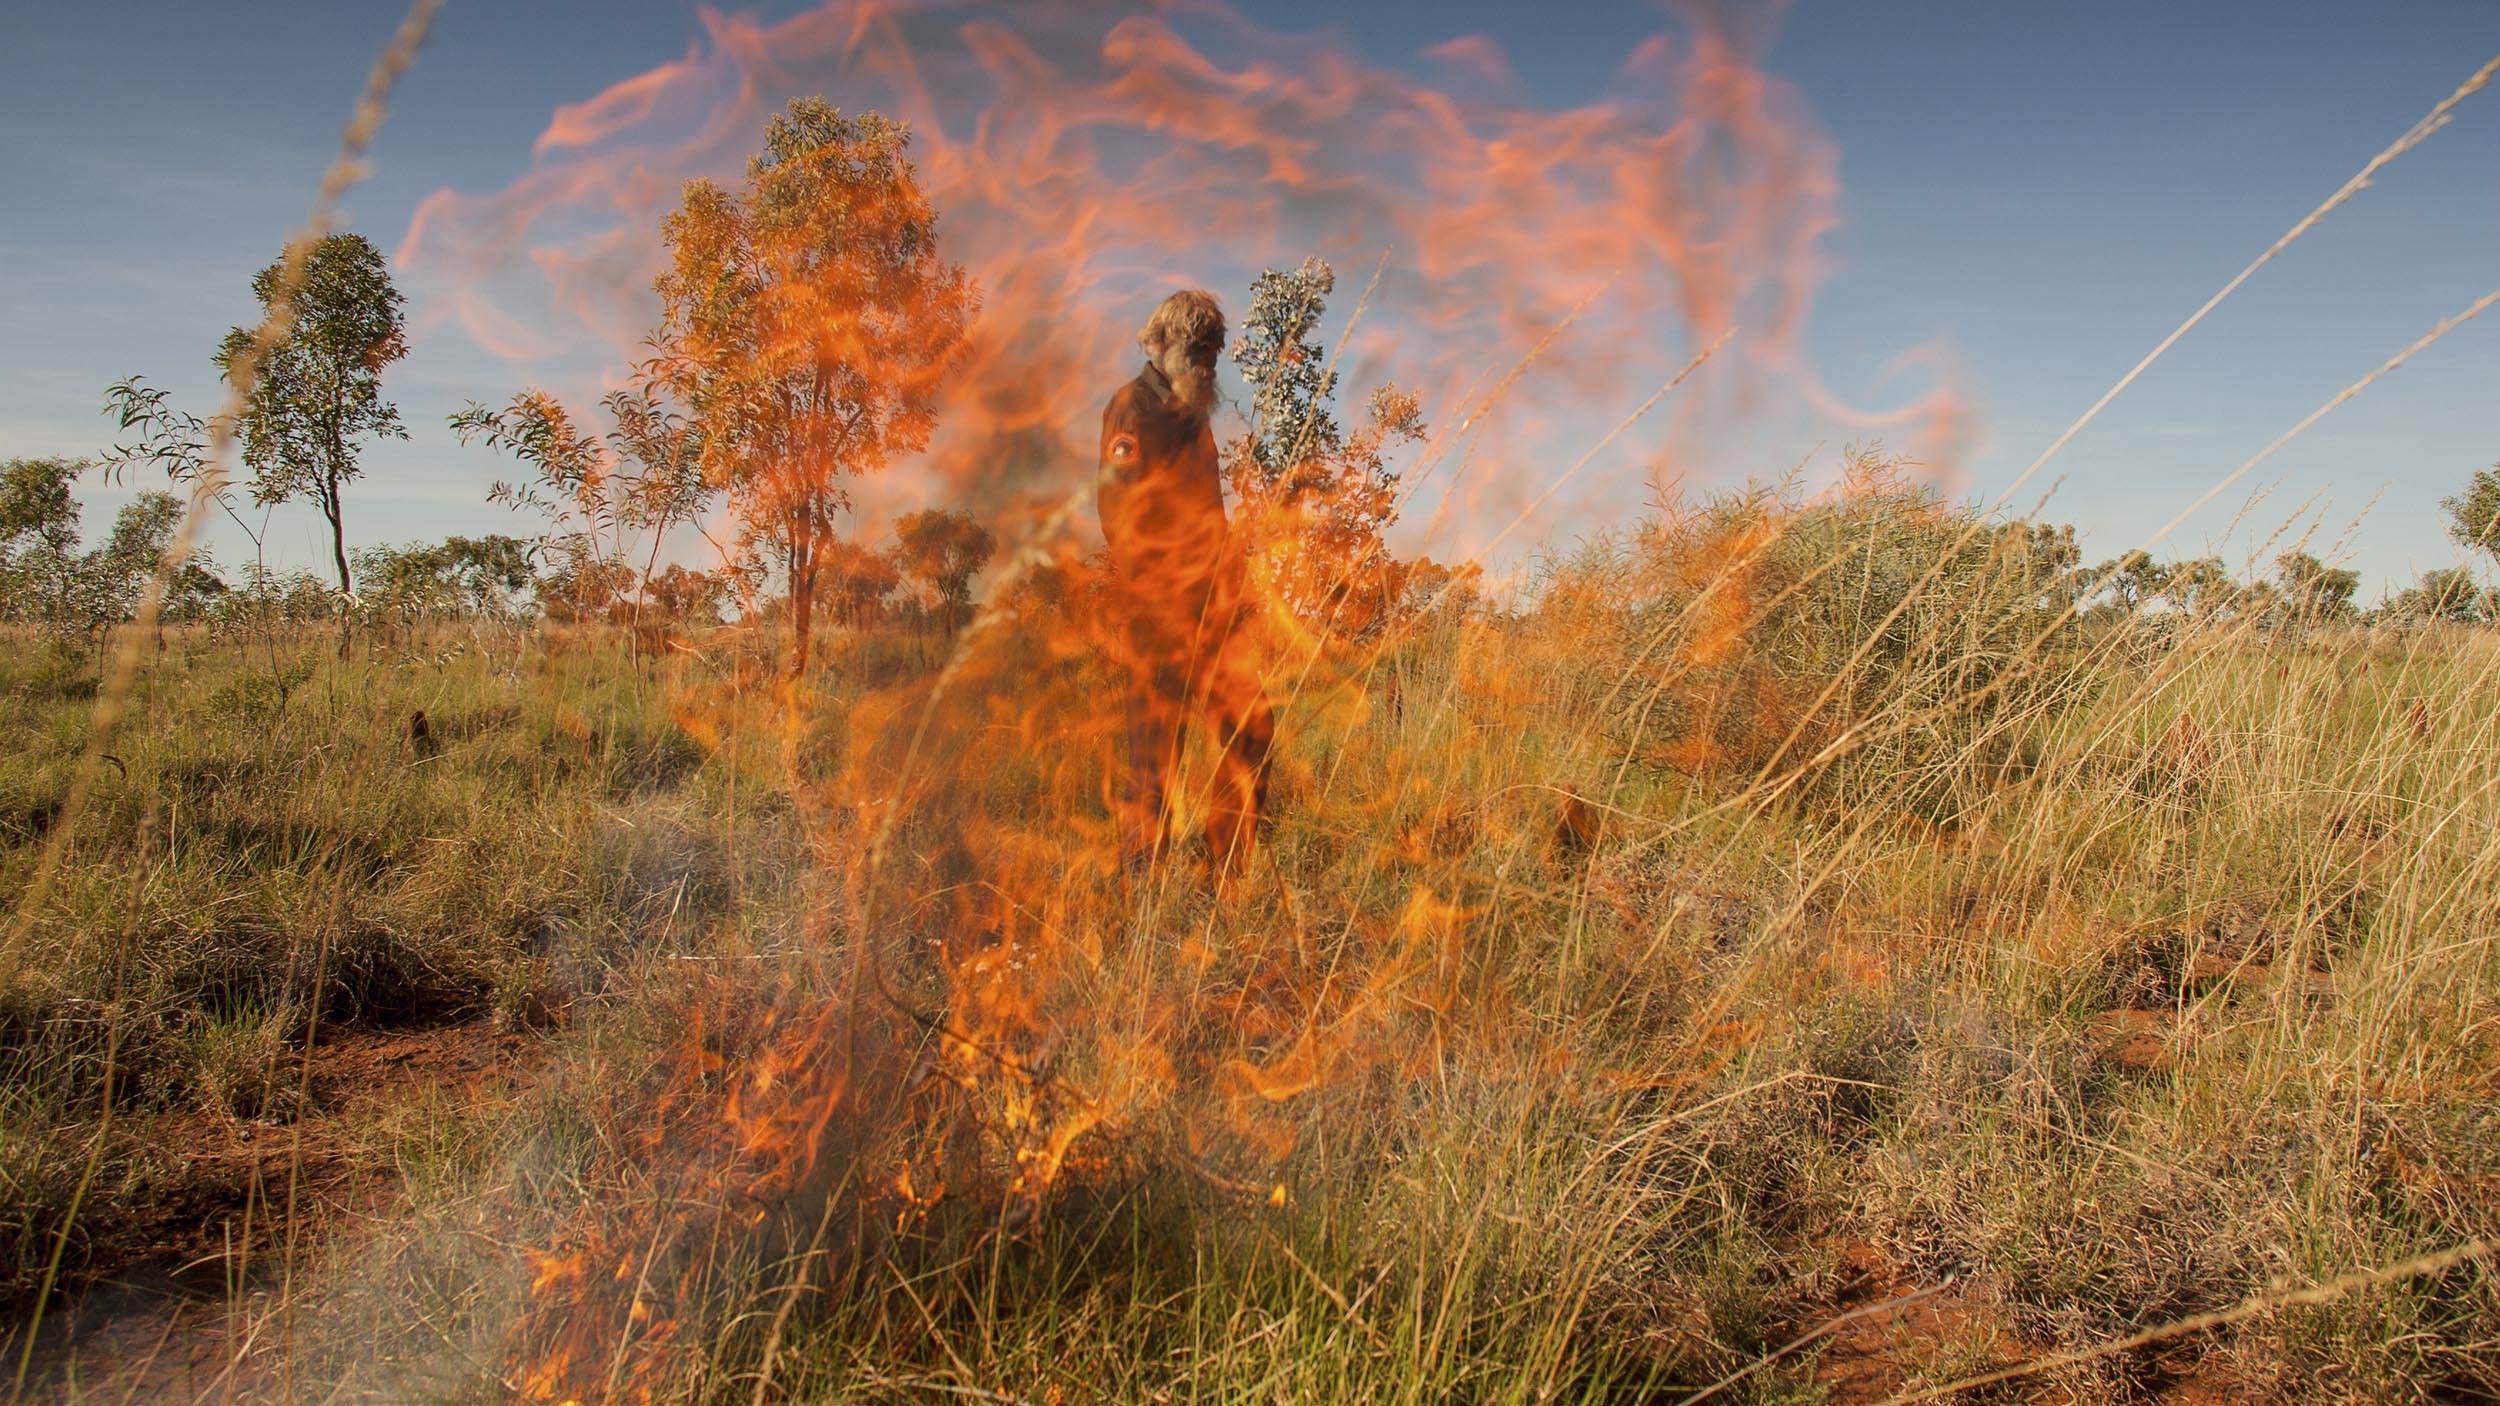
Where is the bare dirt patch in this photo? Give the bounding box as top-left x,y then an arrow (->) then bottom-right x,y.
1811,1239 -> 2046,1402
8,1020 -> 540,1403
1806,1240 -> 2279,1405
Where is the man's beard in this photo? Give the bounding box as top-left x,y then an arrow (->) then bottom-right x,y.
1160,353 -> 1217,419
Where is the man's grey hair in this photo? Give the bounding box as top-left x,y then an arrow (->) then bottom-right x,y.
1139,289 -> 1224,415
1139,289 -> 1226,359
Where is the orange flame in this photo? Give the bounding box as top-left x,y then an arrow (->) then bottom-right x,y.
401,0 -> 1961,556
451,7 -> 1965,1400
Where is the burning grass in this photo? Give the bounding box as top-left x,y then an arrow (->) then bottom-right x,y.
9,468 -> 2499,1403
14,1 -> 2498,1396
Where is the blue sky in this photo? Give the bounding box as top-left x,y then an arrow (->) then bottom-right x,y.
4,1 -> 2495,594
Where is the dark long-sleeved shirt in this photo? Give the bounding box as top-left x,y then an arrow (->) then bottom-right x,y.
1096,361 -> 1231,590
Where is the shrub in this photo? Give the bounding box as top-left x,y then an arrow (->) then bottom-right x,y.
1567,449 -> 2094,820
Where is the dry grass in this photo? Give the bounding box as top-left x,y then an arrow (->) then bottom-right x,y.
6,466 -> 2495,1404
14,13 -> 2496,1400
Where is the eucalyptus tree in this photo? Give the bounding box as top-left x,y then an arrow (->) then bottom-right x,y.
651,98 -> 975,676
215,232 -> 409,598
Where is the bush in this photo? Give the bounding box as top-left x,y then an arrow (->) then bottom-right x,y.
1559,449 -> 2094,821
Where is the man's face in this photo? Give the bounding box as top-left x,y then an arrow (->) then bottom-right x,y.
1183,328 -> 1223,372
1151,325 -> 1223,416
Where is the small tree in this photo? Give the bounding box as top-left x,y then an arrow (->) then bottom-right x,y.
2445,464 -> 2500,564
1232,256 -> 1343,492
818,538 -> 902,630
2384,567 -> 2494,625
216,232 -> 409,599
164,561 -> 229,624
455,395 -> 620,630
453,390 -> 614,575
103,378 -> 286,664
454,385 -> 715,662
2160,557 -> 2236,619
358,535 -> 536,625
91,492 -> 186,620
0,457 -> 86,629
603,383 -> 714,617
102,377 -> 269,554
1227,257 -> 1426,637
84,492 -> 213,651
2273,551 -> 2359,624
652,98 -> 975,677
891,508 -> 994,634
2095,550 -> 2170,616
646,563 -> 730,624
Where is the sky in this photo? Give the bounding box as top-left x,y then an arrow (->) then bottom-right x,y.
3,0 -> 2496,597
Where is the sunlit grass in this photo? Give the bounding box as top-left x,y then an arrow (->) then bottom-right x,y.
4,477 -> 2497,1402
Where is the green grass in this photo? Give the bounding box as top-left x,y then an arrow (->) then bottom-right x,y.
5,486 -> 2498,1404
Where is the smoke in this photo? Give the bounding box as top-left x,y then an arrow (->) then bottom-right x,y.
397,0 -> 1965,561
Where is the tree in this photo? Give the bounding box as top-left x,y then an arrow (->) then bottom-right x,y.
2274,551 -> 2359,623
818,537 -> 902,630
164,562 -> 229,624
652,98 -> 975,676
83,492 -> 208,648
357,534 -> 536,622
2095,550 -> 2170,616
2383,567 -> 2494,625
891,508 -> 994,633
93,492 -> 184,616
1226,257 -> 1426,637
216,232 -> 408,599
646,563 -> 730,624
2160,557 -> 2236,619
1396,557 -> 1483,619
438,534 -> 538,615
0,457 -> 86,628
539,554 -> 637,624
2445,464 -> 2500,565
0,471 -> 209,652
454,385 -> 714,662
1986,521 -> 2087,616
1232,256 -> 1343,493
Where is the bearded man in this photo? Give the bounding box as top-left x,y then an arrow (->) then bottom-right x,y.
1095,289 -> 1274,880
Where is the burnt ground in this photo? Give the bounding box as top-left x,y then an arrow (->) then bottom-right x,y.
5,1021 -> 540,1404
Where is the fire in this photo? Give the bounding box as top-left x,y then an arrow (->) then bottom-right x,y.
1643,511 -> 1790,774
409,4 -> 1970,1400
401,0 -> 1960,549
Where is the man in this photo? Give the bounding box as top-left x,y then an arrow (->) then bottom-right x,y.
1096,289 -> 1274,881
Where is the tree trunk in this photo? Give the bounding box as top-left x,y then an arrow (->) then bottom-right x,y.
325,474 -> 353,661
787,520 -> 817,680
325,475 -> 352,596
629,519 -> 669,688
